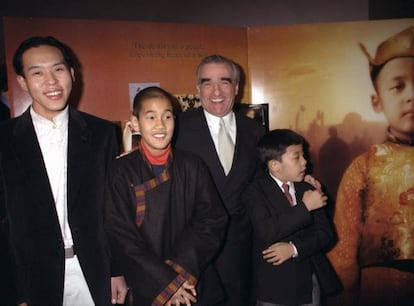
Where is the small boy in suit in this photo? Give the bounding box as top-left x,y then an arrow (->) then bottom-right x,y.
243,129 -> 340,306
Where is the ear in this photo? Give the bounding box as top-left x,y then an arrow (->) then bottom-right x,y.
130,115 -> 139,132
234,82 -> 239,95
371,94 -> 383,113
16,75 -> 28,92
268,160 -> 280,172
196,84 -> 201,94
70,67 -> 75,82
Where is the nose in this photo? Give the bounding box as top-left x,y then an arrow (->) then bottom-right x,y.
406,81 -> 414,103
301,156 -> 307,166
212,82 -> 222,95
45,71 -> 58,84
155,117 -> 166,128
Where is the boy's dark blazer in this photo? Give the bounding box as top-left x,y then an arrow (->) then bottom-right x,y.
243,173 -> 341,305
174,107 -> 266,304
0,107 -> 119,305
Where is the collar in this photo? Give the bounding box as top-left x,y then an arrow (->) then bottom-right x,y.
203,110 -> 235,130
269,172 -> 292,191
30,105 -> 69,130
138,139 -> 172,166
386,127 -> 414,146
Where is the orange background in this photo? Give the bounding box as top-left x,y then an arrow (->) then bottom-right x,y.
3,17 -> 248,121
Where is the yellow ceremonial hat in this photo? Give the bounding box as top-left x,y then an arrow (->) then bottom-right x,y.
359,26 -> 414,73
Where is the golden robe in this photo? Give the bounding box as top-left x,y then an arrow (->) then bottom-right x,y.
328,141 -> 414,306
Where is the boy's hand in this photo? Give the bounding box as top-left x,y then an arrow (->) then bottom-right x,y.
304,174 -> 322,192
262,242 -> 294,265
111,275 -> 129,305
166,281 -> 197,306
302,189 -> 327,211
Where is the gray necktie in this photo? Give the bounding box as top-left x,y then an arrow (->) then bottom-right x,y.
218,118 -> 234,175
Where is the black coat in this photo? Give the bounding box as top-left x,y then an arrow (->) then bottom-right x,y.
0,107 -> 119,306
174,108 -> 266,305
104,149 -> 228,305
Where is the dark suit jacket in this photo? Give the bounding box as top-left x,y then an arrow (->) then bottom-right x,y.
0,107 -> 119,306
242,173 -> 341,305
174,108 -> 266,304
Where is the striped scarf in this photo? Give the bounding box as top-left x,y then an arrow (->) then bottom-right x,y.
134,141 -> 172,227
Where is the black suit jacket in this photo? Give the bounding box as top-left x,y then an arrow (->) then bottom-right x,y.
242,173 -> 341,305
175,108 -> 265,217
174,108 -> 266,304
0,107 -> 119,306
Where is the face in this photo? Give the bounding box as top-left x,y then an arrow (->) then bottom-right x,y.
372,57 -> 414,140
269,144 -> 307,183
16,45 -> 74,121
136,97 -> 174,156
197,62 -> 239,117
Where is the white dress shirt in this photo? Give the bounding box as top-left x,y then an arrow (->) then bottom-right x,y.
31,106 -> 73,249
31,106 -> 94,305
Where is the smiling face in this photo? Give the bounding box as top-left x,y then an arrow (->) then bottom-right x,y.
136,97 -> 174,156
197,62 -> 239,117
269,144 -> 307,183
16,45 -> 74,120
372,57 -> 414,141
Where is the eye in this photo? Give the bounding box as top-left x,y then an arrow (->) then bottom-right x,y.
390,81 -> 405,92
201,81 -> 212,88
54,65 -> 67,73
31,70 -> 42,76
220,80 -> 232,86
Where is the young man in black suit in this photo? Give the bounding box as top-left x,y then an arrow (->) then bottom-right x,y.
243,129 -> 341,306
0,36 -> 127,306
175,54 -> 266,305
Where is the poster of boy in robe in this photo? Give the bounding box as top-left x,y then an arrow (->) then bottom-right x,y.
248,19 -> 414,306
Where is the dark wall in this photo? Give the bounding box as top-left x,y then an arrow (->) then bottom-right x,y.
1,0 -> 411,27
369,0 -> 414,20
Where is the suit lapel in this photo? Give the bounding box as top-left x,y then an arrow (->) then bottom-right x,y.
189,110 -> 225,178
261,174 -> 294,210
67,108 -> 90,211
11,108 -> 55,209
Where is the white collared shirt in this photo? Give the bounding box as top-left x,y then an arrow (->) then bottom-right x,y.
203,109 -> 236,151
31,106 -> 73,248
269,173 -> 298,206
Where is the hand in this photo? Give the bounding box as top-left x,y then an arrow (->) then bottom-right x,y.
262,242 -> 294,265
302,189 -> 327,211
304,174 -> 322,192
122,121 -> 133,153
165,281 -> 197,306
17,303 -> 28,306
111,276 -> 129,305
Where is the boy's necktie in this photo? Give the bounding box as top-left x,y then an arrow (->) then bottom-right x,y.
282,183 -> 294,206
218,118 -> 234,175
